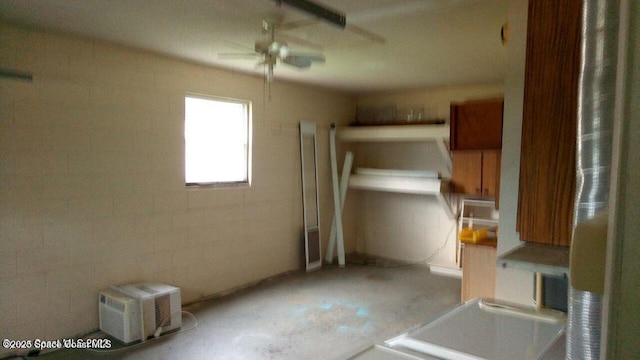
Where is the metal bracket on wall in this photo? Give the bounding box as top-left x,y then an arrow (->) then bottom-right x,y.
0,68 -> 33,82
435,137 -> 453,176
271,0 -> 346,28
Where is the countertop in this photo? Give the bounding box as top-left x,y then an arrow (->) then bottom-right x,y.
497,242 -> 570,277
461,236 -> 498,248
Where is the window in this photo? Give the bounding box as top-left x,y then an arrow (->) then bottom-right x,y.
184,95 -> 251,186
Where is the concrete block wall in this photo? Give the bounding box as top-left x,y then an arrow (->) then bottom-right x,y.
0,23 -> 355,347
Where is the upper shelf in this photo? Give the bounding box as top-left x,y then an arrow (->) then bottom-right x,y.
337,124 -> 450,142
349,173 -> 447,195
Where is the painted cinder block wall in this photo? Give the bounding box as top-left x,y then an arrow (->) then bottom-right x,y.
0,23 -> 355,345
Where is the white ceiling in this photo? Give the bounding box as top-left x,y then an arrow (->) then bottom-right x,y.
0,0 -> 509,93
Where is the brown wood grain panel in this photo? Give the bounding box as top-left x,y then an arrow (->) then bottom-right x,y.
517,0 -> 581,247
452,151 -> 483,195
461,244 -> 497,302
482,150 -> 501,199
450,99 -> 504,150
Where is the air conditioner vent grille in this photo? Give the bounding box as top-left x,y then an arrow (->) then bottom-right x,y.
100,294 -> 125,312
155,295 -> 171,327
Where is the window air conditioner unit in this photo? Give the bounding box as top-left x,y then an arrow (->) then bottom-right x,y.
99,282 -> 181,344
98,288 -> 141,343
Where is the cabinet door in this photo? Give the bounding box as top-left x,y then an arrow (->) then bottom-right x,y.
452,150 -> 501,203
516,0 -> 581,247
452,151 -> 482,195
481,150 -> 501,200
461,245 -> 497,302
450,99 -> 504,150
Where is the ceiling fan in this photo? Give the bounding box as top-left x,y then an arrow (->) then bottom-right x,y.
220,20 -> 326,83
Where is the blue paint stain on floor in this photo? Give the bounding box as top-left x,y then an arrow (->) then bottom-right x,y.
361,321 -> 374,331
291,299 -> 375,334
337,325 -> 351,333
320,303 -> 333,310
292,307 -> 309,316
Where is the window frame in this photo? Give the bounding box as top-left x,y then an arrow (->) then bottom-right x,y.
184,93 -> 252,187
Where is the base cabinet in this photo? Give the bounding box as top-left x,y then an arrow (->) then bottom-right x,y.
461,244 -> 497,302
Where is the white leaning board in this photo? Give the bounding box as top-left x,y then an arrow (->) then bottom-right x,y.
385,298 -> 566,360
345,344 -> 439,360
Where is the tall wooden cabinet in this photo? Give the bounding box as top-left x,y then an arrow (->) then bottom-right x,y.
450,98 -> 503,207
451,99 -> 502,300
516,0 -> 582,247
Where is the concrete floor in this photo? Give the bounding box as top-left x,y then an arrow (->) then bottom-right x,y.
39,264 -> 461,360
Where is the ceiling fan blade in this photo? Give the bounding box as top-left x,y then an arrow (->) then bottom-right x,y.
276,33 -> 324,51
279,18 -> 319,31
345,24 -> 386,44
286,52 -> 325,63
267,0 -> 346,28
223,40 -> 255,52
282,56 -> 312,69
282,53 -> 325,69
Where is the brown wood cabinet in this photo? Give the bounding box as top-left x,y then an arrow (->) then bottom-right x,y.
461,243 -> 497,302
452,150 -> 501,204
516,0 -> 581,247
450,98 -> 504,150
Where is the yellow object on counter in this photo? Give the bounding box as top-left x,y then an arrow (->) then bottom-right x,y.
459,228 -> 488,243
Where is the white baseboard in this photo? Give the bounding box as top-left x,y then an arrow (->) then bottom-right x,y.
429,264 -> 462,278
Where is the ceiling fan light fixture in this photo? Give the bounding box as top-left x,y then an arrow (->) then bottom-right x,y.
268,41 -> 279,53
279,46 -> 290,59
225,20 -> 326,84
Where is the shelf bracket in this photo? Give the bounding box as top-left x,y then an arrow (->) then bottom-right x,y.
435,137 -> 452,176
435,192 -> 456,220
